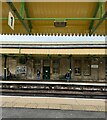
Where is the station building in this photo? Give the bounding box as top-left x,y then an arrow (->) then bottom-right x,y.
0,1 -> 107,82
0,35 -> 107,82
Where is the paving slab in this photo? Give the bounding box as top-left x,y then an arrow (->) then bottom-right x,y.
24,103 -> 38,108
37,103 -> 49,109
2,102 -> 15,108
76,98 -> 105,106
48,104 -> 61,109
97,106 -> 106,111
60,104 -> 73,110
13,102 -> 27,108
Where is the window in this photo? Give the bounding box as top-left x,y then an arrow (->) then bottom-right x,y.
35,59 -> 41,73
83,60 -> 91,76
43,59 -> 50,66
53,59 -> 60,74
74,59 -> 81,76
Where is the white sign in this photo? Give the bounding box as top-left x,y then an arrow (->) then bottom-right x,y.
91,65 -> 98,68
8,11 -> 14,30
16,66 -> 27,74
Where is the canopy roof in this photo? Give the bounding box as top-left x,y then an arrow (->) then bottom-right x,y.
1,1 -> 107,35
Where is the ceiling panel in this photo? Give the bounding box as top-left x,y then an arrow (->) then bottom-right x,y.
1,2 -> 106,35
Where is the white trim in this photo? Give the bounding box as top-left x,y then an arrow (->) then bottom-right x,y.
0,35 -> 105,45
0,81 -> 107,86
0,95 -> 105,101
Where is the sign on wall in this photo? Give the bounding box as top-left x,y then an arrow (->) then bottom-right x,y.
16,66 -> 27,74
91,65 -> 98,68
8,11 -> 14,30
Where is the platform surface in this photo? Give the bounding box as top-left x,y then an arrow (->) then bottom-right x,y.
1,107 -> 106,119
0,96 -> 106,112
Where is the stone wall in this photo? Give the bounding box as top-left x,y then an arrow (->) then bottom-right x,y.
1,56 -> 106,81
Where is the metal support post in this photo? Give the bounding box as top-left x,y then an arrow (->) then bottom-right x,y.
69,55 -> 72,80
20,2 -> 25,18
89,11 -> 107,35
99,2 -> 105,17
4,55 -> 7,80
24,2 -> 32,32
89,2 -> 100,31
89,2 -> 105,32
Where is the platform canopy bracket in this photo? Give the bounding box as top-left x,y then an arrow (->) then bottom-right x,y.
89,2 -> 105,32
6,0 -> 31,34
89,11 -> 107,35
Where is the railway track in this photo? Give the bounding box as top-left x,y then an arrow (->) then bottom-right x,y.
0,81 -> 107,99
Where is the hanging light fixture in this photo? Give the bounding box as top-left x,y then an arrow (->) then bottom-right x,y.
54,19 -> 67,27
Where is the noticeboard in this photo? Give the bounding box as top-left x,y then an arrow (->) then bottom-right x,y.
16,66 -> 26,74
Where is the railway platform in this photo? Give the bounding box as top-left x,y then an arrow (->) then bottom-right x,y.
1,79 -> 107,83
0,96 -> 106,112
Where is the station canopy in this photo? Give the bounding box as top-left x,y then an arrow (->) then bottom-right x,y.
1,1 -> 107,36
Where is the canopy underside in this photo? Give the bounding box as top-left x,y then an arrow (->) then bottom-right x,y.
1,1 -> 107,35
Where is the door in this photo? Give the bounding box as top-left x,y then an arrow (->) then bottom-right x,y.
43,66 -> 50,80
91,68 -> 98,80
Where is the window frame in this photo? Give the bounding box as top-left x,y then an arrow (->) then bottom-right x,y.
83,59 -> 91,76
74,59 -> 82,76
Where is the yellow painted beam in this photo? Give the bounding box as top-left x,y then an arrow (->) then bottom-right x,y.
21,49 -> 106,55
0,48 -> 106,55
1,49 -> 20,54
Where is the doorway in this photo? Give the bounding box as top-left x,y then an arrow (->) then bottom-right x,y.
91,59 -> 99,81
91,68 -> 99,80
43,66 -> 50,80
